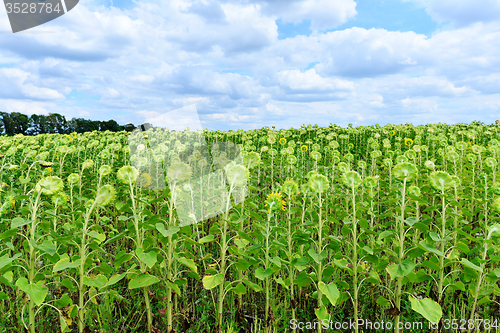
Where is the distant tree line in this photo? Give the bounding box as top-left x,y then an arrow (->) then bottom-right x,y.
0,111 -> 136,135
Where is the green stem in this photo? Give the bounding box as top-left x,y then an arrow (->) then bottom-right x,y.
317,192 -> 324,333
287,199 -> 296,333
28,191 -> 42,333
129,180 -> 152,333
394,179 -> 406,333
351,185 -> 359,333
217,187 -> 232,330
264,210 -> 271,333
437,190 -> 446,303
78,200 -> 97,333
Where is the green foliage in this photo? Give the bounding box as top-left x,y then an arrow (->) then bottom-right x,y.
1,122 -> 500,332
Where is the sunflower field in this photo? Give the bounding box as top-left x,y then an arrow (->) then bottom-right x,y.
1,122 -> 500,333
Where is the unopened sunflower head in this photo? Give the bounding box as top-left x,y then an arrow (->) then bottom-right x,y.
450,176 -> 461,189
311,151 -> 322,161
282,179 -> 299,197
35,176 -> 64,195
363,176 -> 378,189
99,165 -> 112,178
117,166 -> 140,185
52,192 -> 69,206
337,162 -> 349,173
407,185 -> 421,197
342,171 -> 362,189
225,163 -> 248,188
393,162 -> 418,181
67,173 -> 80,185
308,174 -> 329,194
424,160 -> 435,170
82,159 -> 94,171
485,157 -> 497,169
243,152 -> 261,169
167,161 -> 192,184
429,171 -> 452,192
38,161 -> 53,168
95,185 -> 116,207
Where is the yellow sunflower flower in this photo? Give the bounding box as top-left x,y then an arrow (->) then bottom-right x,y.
390,130 -> 395,136
404,138 -> 413,147
138,173 -> 152,187
301,145 -> 308,152
279,138 -> 287,145
265,191 -> 286,211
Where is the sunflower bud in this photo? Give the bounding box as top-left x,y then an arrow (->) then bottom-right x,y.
99,165 -> 112,177
52,192 -> 68,206
225,163 -> 248,188
166,162 -> 192,184
117,166 -> 140,184
429,171 -> 452,192
35,176 -> 64,195
67,173 -> 80,185
342,171 -> 362,189
82,160 -> 94,171
393,162 -> 418,181
282,179 -> 299,197
95,185 -> 116,207
308,174 -> 329,194
424,160 -> 435,170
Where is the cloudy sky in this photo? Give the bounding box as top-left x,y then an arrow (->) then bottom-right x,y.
1,0 -> 500,130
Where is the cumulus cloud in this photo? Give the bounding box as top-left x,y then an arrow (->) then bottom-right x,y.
185,0 -> 227,24
314,28 -> 429,78
411,0 -> 500,27
1,0 -> 500,129
0,99 -> 54,115
0,68 -> 65,100
236,0 -> 357,31
139,104 -> 203,130
277,69 -> 354,92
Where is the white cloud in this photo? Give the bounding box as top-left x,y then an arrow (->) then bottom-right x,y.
411,0 -> 500,27
1,0 -> 500,129
279,0 -> 357,31
401,97 -> 438,112
130,75 -> 155,83
277,69 -> 354,92
313,28 -> 429,78
0,99 -> 54,115
139,104 -> 203,130
0,68 -> 65,100
241,0 -> 357,31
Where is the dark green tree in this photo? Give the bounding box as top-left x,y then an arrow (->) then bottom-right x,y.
123,123 -> 136,132
28,114 -> 49,135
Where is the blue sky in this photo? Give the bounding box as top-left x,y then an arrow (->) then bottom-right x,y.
1,0 -> 500,130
